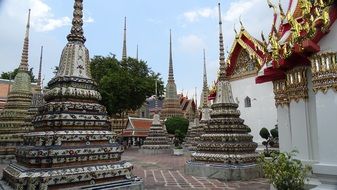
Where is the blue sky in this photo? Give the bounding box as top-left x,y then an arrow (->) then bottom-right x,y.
0,0 -> 283,101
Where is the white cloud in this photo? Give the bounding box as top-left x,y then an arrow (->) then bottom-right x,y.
183,7 -> 217,22
3,0 -> 94,32
223,0 -> 261,21
178,34 -> 205,53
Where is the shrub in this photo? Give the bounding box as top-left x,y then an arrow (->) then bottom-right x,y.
259,127 -> 270,139
259,150 -> 312,190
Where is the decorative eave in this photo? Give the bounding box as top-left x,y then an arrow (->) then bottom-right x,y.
226,27 -> 266,79
256,1 -> 337,84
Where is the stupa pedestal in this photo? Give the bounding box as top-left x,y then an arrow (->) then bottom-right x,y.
1,1 -> 143,189
140,113 -> 171,154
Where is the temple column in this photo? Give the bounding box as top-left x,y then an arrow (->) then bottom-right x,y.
310,52 -> 337,187
286,66 -> 314,161
273,80 -> 291,152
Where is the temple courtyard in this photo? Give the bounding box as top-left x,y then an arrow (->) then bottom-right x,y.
122,147 -> 269,190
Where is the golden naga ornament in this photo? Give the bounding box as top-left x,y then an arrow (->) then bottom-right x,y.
264,0 -> 333,66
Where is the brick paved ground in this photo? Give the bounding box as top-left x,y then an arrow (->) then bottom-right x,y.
123,147 -> 269,190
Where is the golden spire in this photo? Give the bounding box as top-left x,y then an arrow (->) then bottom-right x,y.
67,0 -> 86,43
18,9 -> 31,72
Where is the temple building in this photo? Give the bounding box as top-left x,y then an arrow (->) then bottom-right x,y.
179,93 -> 197,121
0,10 -> 33,163
1,1 -> 142,189
255,0 -> 337,188
224,25 -> 277,144
161,30 -> 183,119
185,3 -> 262,180
122,116 -> 153,145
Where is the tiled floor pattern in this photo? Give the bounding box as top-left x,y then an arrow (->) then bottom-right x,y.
123,147 -> 269,190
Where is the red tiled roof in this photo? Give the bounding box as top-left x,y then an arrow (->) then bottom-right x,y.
129,118 -> 153,130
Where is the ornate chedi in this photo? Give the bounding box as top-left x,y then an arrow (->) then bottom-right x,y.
183,117 -> 199,151
161,30 -> 183,119
0,10 -> 33,163
185,3 -> 262,180
192,49 -> 211,152
140,97 -> 171,154
1,1 -> 143,189
23,46 -> 45,131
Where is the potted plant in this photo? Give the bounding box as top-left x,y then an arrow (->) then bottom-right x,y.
259,150 -> 312,190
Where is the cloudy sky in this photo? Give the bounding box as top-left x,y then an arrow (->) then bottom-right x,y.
0,0 -> 287,101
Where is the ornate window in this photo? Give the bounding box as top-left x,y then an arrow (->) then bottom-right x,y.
244,96 -> 251,108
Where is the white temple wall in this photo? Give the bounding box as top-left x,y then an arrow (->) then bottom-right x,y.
277,106 -> 292,152
306,70 -> 319,161
318,20 -> 337,52
289,100 -> 313,161
315,90 -> 337,164
230,76 -> 277,144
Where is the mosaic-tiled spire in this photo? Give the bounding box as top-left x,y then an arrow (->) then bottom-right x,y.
18,9 -> 31,72
168,29 -> 174,82
214,3 -> 235,104
122,16 -> 127,60
136,44 -> 139,61
0,9 -> 32,162
187,4 -> 260,178
37,46 -> 43,89
67,0 -> 86,43
218,3 -> 227,81
2,1 -> 142,188
161,30 -> 182,118
201,49 -> 209,108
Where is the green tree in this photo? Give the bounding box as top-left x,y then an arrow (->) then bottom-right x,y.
1,68 -> 36,82
165,117 -> 189,145
90,55 -> 164,116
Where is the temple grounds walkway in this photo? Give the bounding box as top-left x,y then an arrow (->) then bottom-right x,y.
123,147 -> 269,190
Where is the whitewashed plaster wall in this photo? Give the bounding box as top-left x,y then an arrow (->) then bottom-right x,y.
318,20 -> 337,52
230,76 -> 277,144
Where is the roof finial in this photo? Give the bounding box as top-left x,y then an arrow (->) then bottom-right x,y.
37,46 -> 43,89
168,29 -> 174,81
122,16 -> 127,61
67,0 -> 86,43
218,3 -> 227,81
18,9 -> 31,72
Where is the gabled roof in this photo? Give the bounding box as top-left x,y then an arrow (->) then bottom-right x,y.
122,117 -> 158,137
226,26 -> 266,77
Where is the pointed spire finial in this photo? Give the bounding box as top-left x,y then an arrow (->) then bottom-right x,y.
136,44 -> 139,61
122,16 -> 127,61
202,49 -> 209,108
67,0 -> 86,43
37,46 -> 43,89
168,29 -> 175,81
218,3 -> 227,81
18,9 -> 31,72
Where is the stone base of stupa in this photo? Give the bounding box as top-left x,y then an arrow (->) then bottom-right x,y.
139,145 -> 172,154
1,161 -> 144,190
0,155 -> 16,164
184,161 -> 263,181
